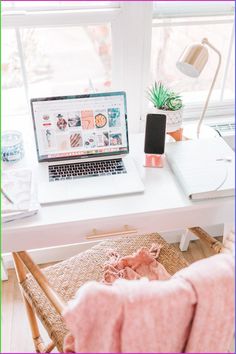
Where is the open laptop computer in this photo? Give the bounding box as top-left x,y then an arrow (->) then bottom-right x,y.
31,91 -> 144,204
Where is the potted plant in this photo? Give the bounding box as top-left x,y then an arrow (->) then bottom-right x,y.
147,81 -> 183,133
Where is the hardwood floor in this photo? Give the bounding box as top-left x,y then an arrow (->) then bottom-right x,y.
2,238 -> 234,353
2,262 -> 54,353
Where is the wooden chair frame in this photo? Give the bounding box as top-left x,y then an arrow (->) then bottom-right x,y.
12,227 -> 223,353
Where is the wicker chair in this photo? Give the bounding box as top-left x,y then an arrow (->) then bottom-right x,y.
12,227 -> 223,353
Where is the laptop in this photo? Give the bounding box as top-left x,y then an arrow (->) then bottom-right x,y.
31,91 -> 144,204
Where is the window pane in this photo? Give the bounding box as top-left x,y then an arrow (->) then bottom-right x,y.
2,1 -> 120,11
153,1 -> 235,19
1,29 -> 27,117
20,25 -> 112,98
151,17 -> 234,103
224,39 -> 235,100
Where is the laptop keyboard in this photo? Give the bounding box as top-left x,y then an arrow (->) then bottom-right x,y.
48,158 -> 127,182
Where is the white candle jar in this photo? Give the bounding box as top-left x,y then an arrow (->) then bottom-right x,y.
2,130 -> 24,162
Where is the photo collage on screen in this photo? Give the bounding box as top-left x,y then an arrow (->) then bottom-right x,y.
35,96 -> 128,159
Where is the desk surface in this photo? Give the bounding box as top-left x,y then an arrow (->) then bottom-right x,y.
2,134 -> 234,252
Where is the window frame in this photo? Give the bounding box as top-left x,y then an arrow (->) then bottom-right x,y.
1,1 -> 154,133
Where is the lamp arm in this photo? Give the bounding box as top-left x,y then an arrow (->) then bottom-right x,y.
197,38 -> 222,138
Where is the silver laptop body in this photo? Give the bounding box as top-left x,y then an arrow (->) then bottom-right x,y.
31,91 -> 144,204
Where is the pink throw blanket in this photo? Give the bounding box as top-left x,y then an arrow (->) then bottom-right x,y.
102,243 -> 171,283
63,253 -> 234,353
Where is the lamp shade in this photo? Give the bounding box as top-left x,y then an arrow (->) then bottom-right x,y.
176,43 -> 208,77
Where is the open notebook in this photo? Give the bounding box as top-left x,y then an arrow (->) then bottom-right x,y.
166,138 -> 235,200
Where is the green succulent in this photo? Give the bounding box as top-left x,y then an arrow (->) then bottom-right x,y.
147,81 -> 183,111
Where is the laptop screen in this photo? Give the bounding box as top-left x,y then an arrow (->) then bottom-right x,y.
31,92 -> 129,162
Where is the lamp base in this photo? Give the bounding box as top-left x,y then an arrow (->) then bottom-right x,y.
183,123 -> 219,140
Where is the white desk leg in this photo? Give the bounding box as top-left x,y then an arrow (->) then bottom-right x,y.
1,258 -> 8,281
179,229 -> 191,251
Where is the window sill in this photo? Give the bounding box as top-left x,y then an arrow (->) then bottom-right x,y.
139,112 -> 235,134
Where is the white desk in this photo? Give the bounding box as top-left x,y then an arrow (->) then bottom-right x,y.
2,133 -> 234,255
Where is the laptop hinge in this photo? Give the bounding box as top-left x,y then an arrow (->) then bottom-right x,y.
45,154 -> 128,165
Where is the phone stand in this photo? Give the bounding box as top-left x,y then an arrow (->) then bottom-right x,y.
144,154 -> 165,168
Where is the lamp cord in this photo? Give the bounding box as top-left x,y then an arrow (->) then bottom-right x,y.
197,38 -> 222,138
212,158 -> 232,192
215,161 -> 228,191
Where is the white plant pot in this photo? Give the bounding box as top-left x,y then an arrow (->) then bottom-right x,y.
154,108 -> 183,133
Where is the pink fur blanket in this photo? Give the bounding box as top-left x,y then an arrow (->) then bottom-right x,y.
63,250 -> 234,353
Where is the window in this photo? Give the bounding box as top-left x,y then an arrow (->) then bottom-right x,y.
2,28 -> 27,117
3,25 -> 112,117
149,1 -> 235,119
1,1 -> 235,134
2,1 -> 118,121
2,1 -> 152,133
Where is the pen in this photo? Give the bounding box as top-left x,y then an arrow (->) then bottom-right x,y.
1,187 -> 14,204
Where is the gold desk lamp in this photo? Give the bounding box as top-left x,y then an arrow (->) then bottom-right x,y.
176,38 -> 222,139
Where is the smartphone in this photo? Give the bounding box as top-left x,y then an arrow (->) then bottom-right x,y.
144,114 -> 166,154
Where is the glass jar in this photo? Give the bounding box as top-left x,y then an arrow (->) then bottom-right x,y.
1,130 -> 24,162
